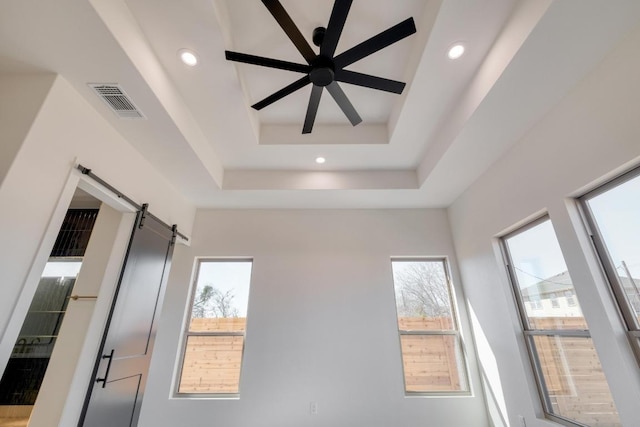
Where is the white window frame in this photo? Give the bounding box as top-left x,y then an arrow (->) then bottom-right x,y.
175,258 -> 252,398
578,166 -> 640,366
500,216 -> 595,427
391,257 -> 469,396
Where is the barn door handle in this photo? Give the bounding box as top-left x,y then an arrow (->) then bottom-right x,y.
95,349 -> 114,388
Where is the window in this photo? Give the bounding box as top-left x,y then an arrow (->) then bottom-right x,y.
580,167 -> 640,363
177,259 -> 252,395
391,259 -> 468,393
530,298 -> 543,310
502,218 -> 620,426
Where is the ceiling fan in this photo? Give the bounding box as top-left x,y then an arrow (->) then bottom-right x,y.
225,0 -> 416,134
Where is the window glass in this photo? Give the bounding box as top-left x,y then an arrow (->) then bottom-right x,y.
530,335 -> 619,427
178,260 -> 252,395
392,260 -> 467,393
180,336 -> 244,394
586,173 -> 640,325
505,220 -> 586,330
503,219 -> 620,426
393,261 -> 454,329
190,261 -> 250,331
399,335 -> 465,392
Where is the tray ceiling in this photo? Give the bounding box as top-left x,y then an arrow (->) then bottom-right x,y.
1,0 -> 640,207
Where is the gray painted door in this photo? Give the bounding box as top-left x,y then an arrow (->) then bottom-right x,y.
79,209 -> 175,427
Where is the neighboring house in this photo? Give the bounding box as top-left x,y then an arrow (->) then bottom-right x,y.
522,271 -> 640,318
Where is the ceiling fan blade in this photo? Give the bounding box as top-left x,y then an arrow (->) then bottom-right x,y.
252,75 -> 311,110
335,70 -> 406,94
334,17 -> 416,68
262,0 -> 316,63
303,85 -> 323,134
225,51 -> 311,73
326,81 -> 362,126
320,0 -> 353,57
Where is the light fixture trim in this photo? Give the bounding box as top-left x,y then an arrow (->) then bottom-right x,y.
179,49 -> 199,66
447,43 -> 465,60
315,157 -> 326,164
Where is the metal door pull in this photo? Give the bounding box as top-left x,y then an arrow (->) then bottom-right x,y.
95,349 -> 115,388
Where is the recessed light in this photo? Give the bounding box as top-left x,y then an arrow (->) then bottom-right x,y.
315,157 -> 326,164
179,49 -> 198,66
447,44 -> 465,60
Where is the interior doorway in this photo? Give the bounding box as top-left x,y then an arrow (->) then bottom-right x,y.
0,166 -> 180,427
0,189 -> 101,427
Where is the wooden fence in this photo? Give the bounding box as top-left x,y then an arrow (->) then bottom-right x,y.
178,315 -> 620,427
179,316 -> 462,394
532,317 -> 619,426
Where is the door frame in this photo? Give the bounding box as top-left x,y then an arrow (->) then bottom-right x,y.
0,164 -> 139,425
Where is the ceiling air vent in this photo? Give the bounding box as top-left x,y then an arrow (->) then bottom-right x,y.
88,84 -> 145,119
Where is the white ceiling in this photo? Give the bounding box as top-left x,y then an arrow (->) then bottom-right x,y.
2,0 -> 640,208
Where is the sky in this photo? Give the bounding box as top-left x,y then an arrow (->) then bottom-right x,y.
195,260 -> 252,317
506,219 -> 569,289
505,172 -> 640,287
588,173 -> 640,279
391,260 -> 449,309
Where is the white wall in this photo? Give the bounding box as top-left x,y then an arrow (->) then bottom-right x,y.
140,209 -> 489,427
0,75 -> 195,376
448,23 -> 640,427
0,74 -> 55,186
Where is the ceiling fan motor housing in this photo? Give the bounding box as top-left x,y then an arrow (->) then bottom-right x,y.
310,55 -> 335,86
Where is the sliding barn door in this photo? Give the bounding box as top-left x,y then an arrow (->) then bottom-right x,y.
79,208 -> 175,427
